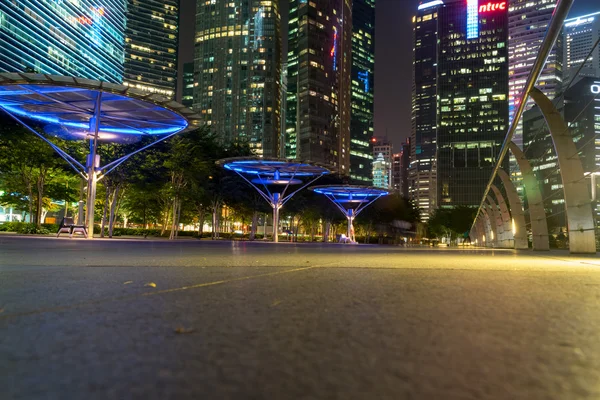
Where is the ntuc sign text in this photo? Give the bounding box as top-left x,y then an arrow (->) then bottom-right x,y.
479,2 -> 506,12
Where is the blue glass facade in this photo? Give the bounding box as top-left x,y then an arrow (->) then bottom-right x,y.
0,0 -> 126,83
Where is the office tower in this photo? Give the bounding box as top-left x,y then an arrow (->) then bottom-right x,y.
395,141 -> 411,197
508,0 -> 561,151
181,62 -> 194,108
280,62 -> 288,158
286,0 -> 352,173
0,0 -> 126,82
123,0 -> 178,98
564,12 -> 600,83
372,137 -> 392,188
194,1 -> 282,157
524,77 -> 600,232
436,0 -> 509,207
350,0 -> 375,182
410,0 -> 442,220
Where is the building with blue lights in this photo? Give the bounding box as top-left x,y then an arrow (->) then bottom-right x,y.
350,0 -> 375,183
123,0 -> 178,98
194,0 -> 282,157
436,0 -> 509,207
0,0 -> 126,83
410,0 -> 443,220
286,0 -> 352,173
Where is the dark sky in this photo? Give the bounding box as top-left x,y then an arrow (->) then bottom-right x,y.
179,0 -> 599,149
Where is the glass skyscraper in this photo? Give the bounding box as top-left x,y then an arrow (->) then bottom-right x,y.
508,0 -> 561,151
0,0 -> 126,83
410,0 -> 442,220
436,0 -> 509,207
564,12 -> 600,82
194,0 -> 282,157
286,0 -> 352,173
350,0 -> 375,183
123,0 -> 178,98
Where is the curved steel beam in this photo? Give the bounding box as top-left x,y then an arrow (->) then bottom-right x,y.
490,185 -> 514,248
486,197 -> 504,247
497,168 -> 528,249
529,88 -> 596,254
481,207 -> 495,247
509,142 -> 550,251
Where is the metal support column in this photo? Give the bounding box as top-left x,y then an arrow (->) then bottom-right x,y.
272,193 -> 280,243
509,142 -> 550,251
497,168 -> 528,249
529,88 -> 596,254
86,92 -> 102,239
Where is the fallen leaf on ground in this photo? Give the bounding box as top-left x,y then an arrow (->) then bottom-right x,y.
271,299 -> 282,307
0,308 -> 4,314
175,327 -> 196,334
123,281 -> 133,285
144,282 -> 157,288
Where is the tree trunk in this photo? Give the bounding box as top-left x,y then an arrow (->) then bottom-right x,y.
108,186 -> 120,238
101,187 -> 110,238
35,174 -> 44,228
198,208 -> 205,237
250,210 -> 258,240
294,216 -> 301,242
169,197 -> 178,240
27,182 -> 33,224
212,202 -> 221,239
323,220 -> 331,242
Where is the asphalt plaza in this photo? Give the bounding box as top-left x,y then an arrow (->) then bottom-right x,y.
1,236 -> 600,399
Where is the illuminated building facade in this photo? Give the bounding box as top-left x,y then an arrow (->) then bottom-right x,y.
286,0 -> 352,173
436,0 -> 509,207
372,137 -> 392,189
123,0 -> 178,98
392,140 -> 410,197
410,0 -> 442,220
0,0 -> 125,83
181,62 -> 194,108
194,0 -> 282,157
563,12 -> 600,82
523,77 -> 600,232
508,0 -> 561,151
350,0 -> 375,182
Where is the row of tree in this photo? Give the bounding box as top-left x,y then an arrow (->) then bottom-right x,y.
0,111 -> 477,242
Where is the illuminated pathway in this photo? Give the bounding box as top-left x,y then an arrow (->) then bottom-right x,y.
1,236 -> 599,399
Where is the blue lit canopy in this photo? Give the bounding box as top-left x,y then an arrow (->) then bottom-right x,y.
218,158 -> 331,178
310,185 -> 389,200
0,73 -> 200,143
217,157 -> 331,243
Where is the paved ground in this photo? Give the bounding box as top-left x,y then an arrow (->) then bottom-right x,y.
1,236 -> 600,400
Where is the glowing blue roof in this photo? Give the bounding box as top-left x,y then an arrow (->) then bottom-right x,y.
218,157 -> 331,177
0,73 -> 201,143
309,185 -> 389,198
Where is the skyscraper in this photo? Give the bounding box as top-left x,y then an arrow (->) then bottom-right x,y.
372,137 -> 392,189
0,0 -> 126,83
181,62 -> 194,108
564,12 -> 600,82
123,0 -> 178,98
392,140 -> 411,197
286,0 -> 352,173
194,1 -> 282,157
436,0 -> 509,207
410,0 -> 442,220
350,0 -> 375,182
508,0 -> 561,151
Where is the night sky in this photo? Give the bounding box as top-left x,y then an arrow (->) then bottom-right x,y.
178,0 -> 599,149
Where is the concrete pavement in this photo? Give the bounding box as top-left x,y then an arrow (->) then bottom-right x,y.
1,236 -> 599,399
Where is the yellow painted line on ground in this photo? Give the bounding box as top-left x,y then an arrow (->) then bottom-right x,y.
0,265 -> 325,320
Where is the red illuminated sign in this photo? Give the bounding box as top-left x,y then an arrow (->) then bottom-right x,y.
478,1 -> 506,12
